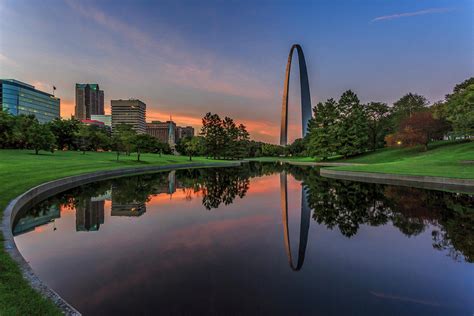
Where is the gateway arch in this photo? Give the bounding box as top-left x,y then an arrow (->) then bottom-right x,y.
280,44 -> 313,146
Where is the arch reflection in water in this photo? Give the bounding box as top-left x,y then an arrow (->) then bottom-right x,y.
280,171 -> 311,271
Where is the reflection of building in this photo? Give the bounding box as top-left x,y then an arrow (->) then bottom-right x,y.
13,205 -> 60,236
111,202 -> 146,217
111,99 -> 146,134
168,170 -> 176,195
76,200 -> 105,231
0,79 -> 60,123
75,83 -> 104,120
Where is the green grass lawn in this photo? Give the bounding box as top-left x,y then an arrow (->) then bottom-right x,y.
0,150 -> 222,315
332,141 -> 474,178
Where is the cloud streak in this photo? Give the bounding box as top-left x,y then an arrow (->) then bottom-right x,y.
372,7 -> 454,22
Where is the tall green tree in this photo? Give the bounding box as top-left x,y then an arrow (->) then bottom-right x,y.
75,124 -> 91,154
182,136 -> 205,161
201,112 -> 225,159
336,90 -> 369,158
306,99 -> 338,160
365,102 -> 391,151
133,134 -> 157,161
49,118 -> 80,150
114,124 -> 136,155
444,77 -> 474,136
27,122 -> 56,155
390,93 -> 428,127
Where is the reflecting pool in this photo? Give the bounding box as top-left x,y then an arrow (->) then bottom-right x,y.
13,163 -> 474,315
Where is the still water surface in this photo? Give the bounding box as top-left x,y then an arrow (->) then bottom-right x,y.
14,163 -> 474,315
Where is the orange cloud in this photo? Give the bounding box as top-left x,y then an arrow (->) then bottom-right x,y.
60,103 -> 299,143
60,99 -> 75,118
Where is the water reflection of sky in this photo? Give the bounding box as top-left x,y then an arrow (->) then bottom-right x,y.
13,169 -> 474,315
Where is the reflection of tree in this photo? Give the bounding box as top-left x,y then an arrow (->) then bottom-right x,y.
304,170 -> 390,237
187,167 -> 250,210
299,166 -> 474,262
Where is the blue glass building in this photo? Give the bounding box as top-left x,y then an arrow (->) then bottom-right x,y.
0,79 -> 60,123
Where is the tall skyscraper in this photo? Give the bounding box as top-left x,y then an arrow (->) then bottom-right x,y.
75,83 -> 104,120
0,79 -> 60,123
111,99 -> 146,134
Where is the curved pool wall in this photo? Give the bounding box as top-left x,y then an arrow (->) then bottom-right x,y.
1,162 -> 241,315
320,169 -> 474,194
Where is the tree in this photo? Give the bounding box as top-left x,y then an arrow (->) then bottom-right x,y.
12,115 -> 38,149
444,77 -> 474,137
0,111 -> 15,148
114,124 -> 136,156
27,123 -> 56,155
75,124 -> 91,154
390,93 -> 429,127
201,112 -> 224,159
306,99 -> 338,160
396,111 -> 446,150
86,125 -> 110,151
183,136 -> 204,161
365,102 -> 391,150
222,116 -> 239,159
235,124 -> 250,159
336,90 -> 369,158
111,132 -> 125,161
133,134 -> 157,161
286,138 -> 306,156
49,118 -> 80,150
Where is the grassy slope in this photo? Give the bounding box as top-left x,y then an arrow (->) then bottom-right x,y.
332,141 -> 474,178
0,150 -> 221,315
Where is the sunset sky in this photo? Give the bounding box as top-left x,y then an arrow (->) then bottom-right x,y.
0,0 -> 472,143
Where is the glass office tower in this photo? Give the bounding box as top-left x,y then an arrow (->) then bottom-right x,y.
0,79 -> 60,123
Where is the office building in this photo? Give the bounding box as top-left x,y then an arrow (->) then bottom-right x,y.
0,79 -> 60,123
176,126 -> 195,140
75,83 -> 104,120
146,120 -> 176,144
90,114 -> 112,128
111,99 -> 146,134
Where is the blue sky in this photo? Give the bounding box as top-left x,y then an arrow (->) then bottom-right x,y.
0,0 -> 472,142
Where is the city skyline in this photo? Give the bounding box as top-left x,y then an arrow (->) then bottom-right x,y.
1,0 -> 472,143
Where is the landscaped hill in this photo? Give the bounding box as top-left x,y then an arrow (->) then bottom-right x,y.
333,141 -> 474,179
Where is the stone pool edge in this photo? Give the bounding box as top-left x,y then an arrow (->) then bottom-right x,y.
320,168 -> 474,194
1,161 -> 241,316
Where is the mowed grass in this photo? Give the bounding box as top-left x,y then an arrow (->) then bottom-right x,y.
332,141 -> 474,178
0,149 -> 221,315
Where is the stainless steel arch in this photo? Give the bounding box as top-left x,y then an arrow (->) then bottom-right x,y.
280,171 -> 311,271
280,44 -> 313,146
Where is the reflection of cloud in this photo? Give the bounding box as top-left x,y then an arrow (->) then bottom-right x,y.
372,8 -> 453,22
370,291 -> 441,306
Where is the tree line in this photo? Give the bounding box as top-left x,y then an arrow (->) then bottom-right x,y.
273,77 -> 473,159
0,113 -> 171,160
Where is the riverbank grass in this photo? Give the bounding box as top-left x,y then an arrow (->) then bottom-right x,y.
333,141 -> 474,179
0,150 -> 221,315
